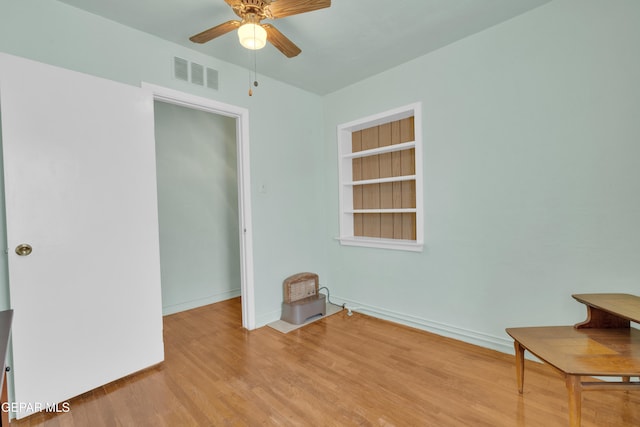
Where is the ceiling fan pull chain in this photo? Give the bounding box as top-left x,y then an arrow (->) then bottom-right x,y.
249,44 -> 258,96
248,45 -> 255,96
253,33 -> 259,88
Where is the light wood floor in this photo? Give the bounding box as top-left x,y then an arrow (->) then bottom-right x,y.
12,297 -> 640,426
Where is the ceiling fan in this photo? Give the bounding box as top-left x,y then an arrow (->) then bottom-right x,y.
190,0 -> 331,58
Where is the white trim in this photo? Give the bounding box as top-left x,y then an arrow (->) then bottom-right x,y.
338,104 -> 417,131
339,237 -> 423,252
141,83 -> 256,330
346,175 -> 417,186
347,209 -> 417,214
333,296 -> 514,354
341,141 -> 416,159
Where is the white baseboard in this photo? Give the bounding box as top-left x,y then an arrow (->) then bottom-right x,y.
255,308 -> 283,328
162,289 -> 241,316
333,296 -> 514,354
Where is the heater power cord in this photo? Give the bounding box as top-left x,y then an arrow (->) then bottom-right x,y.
318,286 -> 344,308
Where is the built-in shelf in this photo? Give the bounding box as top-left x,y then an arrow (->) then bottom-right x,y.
345,175 -> 416,186
337,102 -> 423,251
347,208 -> 417,214
341,141 -> 415,160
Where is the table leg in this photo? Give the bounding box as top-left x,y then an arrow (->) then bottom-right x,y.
514,341 -> 525,394
566,374 -> 582,427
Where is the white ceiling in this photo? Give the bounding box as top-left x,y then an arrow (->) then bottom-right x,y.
56,0 -> 551,95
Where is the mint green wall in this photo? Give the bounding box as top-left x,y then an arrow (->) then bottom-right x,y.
323,0 -> 640,351
0,0 -> 327,326
154,101 -> 241,315
2,0 -> 639,354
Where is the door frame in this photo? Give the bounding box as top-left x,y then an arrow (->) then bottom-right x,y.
142,83 -> 255,330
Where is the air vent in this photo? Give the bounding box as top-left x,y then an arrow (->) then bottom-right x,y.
173,57 -> 218,91
191,62 -> 204,86
206,67 -> 219,90
173,57 -> 189,82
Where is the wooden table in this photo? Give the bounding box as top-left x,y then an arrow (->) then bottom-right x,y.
506,294 -> 640,427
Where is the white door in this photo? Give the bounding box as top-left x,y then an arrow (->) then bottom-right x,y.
0,53 -> 164,418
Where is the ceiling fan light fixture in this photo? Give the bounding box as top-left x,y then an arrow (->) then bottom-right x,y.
238,23 -> 267,50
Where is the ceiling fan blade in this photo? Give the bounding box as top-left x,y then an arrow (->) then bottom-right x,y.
263,24 -> 301,58
268,0 -> 331,19
190,20 -> 241,44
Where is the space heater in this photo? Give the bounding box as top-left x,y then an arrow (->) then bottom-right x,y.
280,272 -> 326,325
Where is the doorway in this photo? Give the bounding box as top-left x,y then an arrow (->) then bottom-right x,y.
154,101 -> 240,316
145,83 -> 255,330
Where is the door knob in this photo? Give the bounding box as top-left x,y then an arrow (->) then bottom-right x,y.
15,244 -> 32,256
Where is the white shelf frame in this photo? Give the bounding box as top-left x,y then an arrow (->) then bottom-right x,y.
341,141 -> 416,160
337,102 -> 424,252
348,208 -> 417,214
345,175 -> 417,186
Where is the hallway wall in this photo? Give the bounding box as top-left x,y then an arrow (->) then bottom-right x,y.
154,101 -> 241,315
